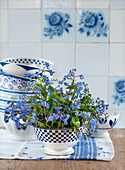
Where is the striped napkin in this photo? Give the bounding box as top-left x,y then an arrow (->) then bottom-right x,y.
0,129 -> 114,161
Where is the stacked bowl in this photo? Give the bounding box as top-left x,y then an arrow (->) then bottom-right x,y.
0,57 -> 53,140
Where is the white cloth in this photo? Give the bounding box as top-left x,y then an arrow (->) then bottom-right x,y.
0,129 -> 114,161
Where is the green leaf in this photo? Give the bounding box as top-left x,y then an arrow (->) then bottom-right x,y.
35,83 -> 41,87
74,121 -> 80,127
49,102 -> 56,113
80,97 -> 91,104
66,85 -> 77,92
79,105 -> 90,112
34,103 -> 40,114
48,86 -> 55,92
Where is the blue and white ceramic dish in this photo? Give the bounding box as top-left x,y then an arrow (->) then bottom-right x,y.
34,128 -> 82,156
0,62 -> 40,77
0,109 -> 36,140
92,111 -> 120,138
2,57 -> 53,67
0,72 -> 32,91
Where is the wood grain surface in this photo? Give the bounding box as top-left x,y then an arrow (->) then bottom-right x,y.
0,128 -> 125,170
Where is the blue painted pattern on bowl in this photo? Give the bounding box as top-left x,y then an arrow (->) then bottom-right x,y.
0,72 -> 32,91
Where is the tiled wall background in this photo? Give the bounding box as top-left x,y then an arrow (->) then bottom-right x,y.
0,0 -> 125,127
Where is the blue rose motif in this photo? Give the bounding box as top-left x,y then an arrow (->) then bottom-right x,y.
115,80 -> 125,93
49,12 -> 63,26
84,13 -> 98,28
44,11 -> 73,39
79,11 -> 109,37
113,80 -> 125,105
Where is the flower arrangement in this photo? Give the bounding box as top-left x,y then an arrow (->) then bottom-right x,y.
4,61 -> 109,136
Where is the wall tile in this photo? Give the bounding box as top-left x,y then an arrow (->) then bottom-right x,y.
0,0 -> 7,9
9,10 -> 41,43
76,44 -> 108,76
0,10 -> 8,42
110,0 -> 125,9
42,0 -> 75,9
110,10 -> 125,42
9,0 -> 41,9
42,43 -> 75,76
42,9 -> 75,42
110,44 -> 125,76
0,43 -> 8,60
84,76 -> 108,102
76,9 -> 109,42
109,77 -> 125,109
8,43 -> 41,58
113,110 -> 125,128
76,0 -> 109,9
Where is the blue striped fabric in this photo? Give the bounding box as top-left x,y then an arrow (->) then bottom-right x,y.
70,136 -> 97,159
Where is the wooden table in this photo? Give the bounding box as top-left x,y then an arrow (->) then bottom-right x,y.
0,129 -> 125,170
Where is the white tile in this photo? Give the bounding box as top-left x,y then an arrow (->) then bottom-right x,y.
42,9 -> 75,42
8,43 -> 41,58
9,0 -> 41,9
0,0 -> 7,9
110,0 -> 125,9
76,0 -> 109,9
84,76 -> 108,102
9,10 -> 41,43
112,110 -> 125,128
0,10 -> 8,42
109,77 -> 125,109
42,0 -> 75,9
110,10 -> 125,42
76,44 -> 109,76
76,9 -> 109,42
110,44 -> 125,76
42,43 -> 75,76
0,43 -> 8,60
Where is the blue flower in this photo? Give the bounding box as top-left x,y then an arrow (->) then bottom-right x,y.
49,12 -> 63,26
115,80 -> 125,94
44,12 -> 73,39
79,11 -> 109,38
84,12 -> 98,28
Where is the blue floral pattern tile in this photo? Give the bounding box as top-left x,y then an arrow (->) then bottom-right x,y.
78,11 -> 108,37
113,80 -> 125,106
109,77 -> 125,109
76,10 -> 109,42
44,12 -> 73,39
42,10 -> 75,42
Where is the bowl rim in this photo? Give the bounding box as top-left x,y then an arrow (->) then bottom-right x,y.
2,58 -> 54,66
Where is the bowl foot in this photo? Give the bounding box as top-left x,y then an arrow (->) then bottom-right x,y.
44,147 -> 74,156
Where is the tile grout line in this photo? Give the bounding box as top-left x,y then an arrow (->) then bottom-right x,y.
7,0 -> 9,58
41,0 -> 43,59
108,0 -> 111,105
74,0 -> 76,69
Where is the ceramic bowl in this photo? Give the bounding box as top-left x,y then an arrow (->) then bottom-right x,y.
92,111 -> 120,138
0,110 -> 37,140
0,72 -> 32,91
2,57 -> 53,68
0,62 -> 41,77
34,128 -> 81,156
0,87 -> 37,100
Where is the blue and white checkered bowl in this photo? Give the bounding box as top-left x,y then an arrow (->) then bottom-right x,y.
34,128 -> 82,156
92,110 -> 120,138
0,72 -> 32,91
